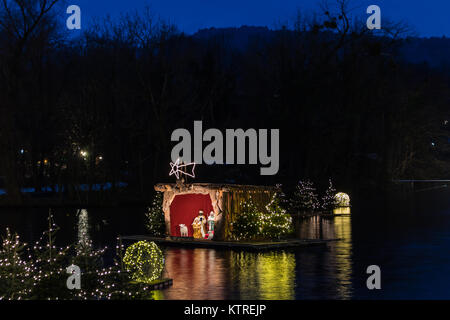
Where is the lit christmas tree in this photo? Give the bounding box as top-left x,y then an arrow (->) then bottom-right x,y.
290,180 -> 319,213
0,213 -> 161,300
29,212 -> 73,299
145,192 -> 166,237
274,184 -> 290,210
321,178 -> 338,212
263,193 -> 294,239
232,193 -> 293,241
231,197 -> 264,241
0,228 -> 34,299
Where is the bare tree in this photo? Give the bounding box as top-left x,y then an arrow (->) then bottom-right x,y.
0,0 -> 62,201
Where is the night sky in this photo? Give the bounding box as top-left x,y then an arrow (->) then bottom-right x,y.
72,0 -> 450,37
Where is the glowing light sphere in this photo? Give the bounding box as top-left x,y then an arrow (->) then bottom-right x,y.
334,192 -> 350,207
123,241 -> 164,283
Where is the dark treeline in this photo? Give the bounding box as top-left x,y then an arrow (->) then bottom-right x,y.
0,0 -> 449,204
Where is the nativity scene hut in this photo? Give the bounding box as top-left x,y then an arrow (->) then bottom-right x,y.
154,181 -> 278,241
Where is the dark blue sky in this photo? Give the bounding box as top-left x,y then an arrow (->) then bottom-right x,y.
72,0 -> 450,37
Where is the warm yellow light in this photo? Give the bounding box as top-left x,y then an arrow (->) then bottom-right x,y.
334,192 -> 350,207
333,206 -> 351,214
230,251 -> 295,300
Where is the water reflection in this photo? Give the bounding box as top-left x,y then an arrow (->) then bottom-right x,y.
151,290 -> 165,300
162,248 -> 296,300
162,248 -> 227,299
297,215 -> 336,239
161,216 -> 353,300
2,192 -> 450,299
77,209 -> 91,250
1,206 -> 354,299
230,251 -> 295,300
295,215 -> 353,299
334,207 -> 351,214
333,216 -> 353,298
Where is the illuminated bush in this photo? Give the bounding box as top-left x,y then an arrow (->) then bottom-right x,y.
123,241 -> 164,283
334,192 -> 350,207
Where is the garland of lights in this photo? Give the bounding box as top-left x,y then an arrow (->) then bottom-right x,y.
231,193 -> 293,241
0,215 -> 160,300
123,241 -> 164,283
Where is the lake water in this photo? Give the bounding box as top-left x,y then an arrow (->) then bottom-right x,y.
1,188 -> 450,299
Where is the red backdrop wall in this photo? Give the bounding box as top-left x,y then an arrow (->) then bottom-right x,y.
170,193 -> 214,237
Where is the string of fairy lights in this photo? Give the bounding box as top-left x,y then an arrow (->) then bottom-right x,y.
123,241 -> 164,283
231,193 -> 293,241
0,213 -> 165,300
1,184 -> 336,299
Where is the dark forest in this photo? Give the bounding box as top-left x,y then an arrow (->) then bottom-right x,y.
0,0 -> 449,205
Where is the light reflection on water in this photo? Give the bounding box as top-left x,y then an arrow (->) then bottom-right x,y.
70,208 -> 355,299
333,216 -> 353,298
3,196 -> 450,299
77,209 -> 90,249
162,248 -> 228,300
158,215 -> 353,300
229,251 -> 295,300
160,249 -> 297,300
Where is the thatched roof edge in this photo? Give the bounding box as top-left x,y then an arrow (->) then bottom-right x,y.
154,182 -> 279,193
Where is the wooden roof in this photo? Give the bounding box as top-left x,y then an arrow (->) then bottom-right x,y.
155,182 -> 279,193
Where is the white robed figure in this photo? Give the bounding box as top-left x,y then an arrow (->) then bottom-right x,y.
208,211 -> 215,232
207,211 -> 215,239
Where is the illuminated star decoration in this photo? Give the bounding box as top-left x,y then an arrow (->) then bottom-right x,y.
169,158 -> 196,179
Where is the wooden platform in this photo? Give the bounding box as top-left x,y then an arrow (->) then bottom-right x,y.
291,212 -> 351,218
119,235 -> 332,251
140,278 -> 173,290
320,213 -> 351,217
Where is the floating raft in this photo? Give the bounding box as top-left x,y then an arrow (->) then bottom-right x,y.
319,213 -> 351,217
144,278 -> 173,290
119,235 -> 331,251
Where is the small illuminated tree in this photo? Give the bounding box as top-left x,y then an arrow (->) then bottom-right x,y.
0,218 -> 159,300
231,197 -> 264,241
145,192 -> 165,237
0,229 -> 33,300
232,194 -> 293,241
321,178 -> 338,212
263,193 -> 294,239
29,213 -> 72,300
290,180 -> 319,213
274,183 -> 290,210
